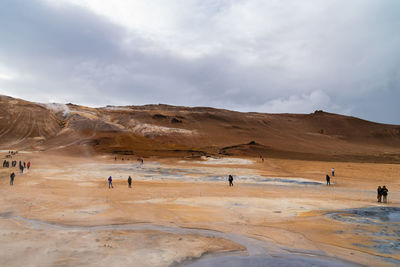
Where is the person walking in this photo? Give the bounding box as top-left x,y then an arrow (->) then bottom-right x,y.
326,174 -> 330,186
27,162 -> 31,169
10,172 -> 15,186
331,168 -> 335,177
108,176 -> 113,189
128,176 -> 132,188
381,186 -> 389,203
377,186 -> 382,203
228,175 -> 234,187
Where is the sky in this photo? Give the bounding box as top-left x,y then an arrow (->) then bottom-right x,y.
0,0 -> 399,124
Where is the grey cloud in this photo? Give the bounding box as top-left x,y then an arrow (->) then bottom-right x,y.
0,0 -> 399,124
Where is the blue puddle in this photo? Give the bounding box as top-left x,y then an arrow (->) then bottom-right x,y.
259,177 -> 322,185
328,207 -> 400,225
201,175 -> 323,186
97,163 -> 324,186
327,207 -> 400,260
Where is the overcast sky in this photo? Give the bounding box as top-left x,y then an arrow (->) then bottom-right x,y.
0,0 -> 399,124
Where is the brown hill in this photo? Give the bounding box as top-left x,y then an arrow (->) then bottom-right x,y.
1,95 -> 399,162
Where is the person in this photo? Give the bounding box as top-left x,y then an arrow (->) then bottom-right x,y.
10,172 -> 15,186
377,186 -> 382,203
331,168 -> 335,176
326,174 -> 330,186
128,176 -> 132,188
23,162 -> 26,168
27,162 -> 31,169
108,176 -> 113,188
381,186 -> 388,203
228,175 -> 234,187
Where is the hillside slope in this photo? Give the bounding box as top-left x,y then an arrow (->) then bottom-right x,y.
0,95 -> 399,162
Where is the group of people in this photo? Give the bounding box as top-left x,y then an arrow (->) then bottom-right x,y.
3,160 -> 30,171
3,154 -> 32,186
377,186 -> 389,203
108,176 -> 133,189
7,161 -> 31,186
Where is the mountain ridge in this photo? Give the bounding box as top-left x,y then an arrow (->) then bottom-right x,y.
1,94 -> 399,162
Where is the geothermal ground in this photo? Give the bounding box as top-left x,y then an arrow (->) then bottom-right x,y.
1,151 -> 399,267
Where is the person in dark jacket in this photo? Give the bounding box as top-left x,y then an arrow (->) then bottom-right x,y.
128,176 -> 132,188
10,172 -> 15,186
381,186 -> 389,203
377,186 -> 382,202
108,176 -> 113,189
228,175 -> 234,187
326,174 -> 330,186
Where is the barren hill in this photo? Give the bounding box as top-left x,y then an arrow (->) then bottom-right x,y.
1,95 -> 399,162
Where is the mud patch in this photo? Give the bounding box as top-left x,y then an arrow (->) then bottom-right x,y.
327,207 -> 400,259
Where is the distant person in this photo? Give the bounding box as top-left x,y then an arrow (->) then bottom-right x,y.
381,186 -> 388,203
115,156 -> 117,161
260,156 -> 264,163
23,162 -> 26,168
326,174 -> 330,186
10,172 -> 15,186
377,186 -> 382,203
27,162 -> 31,169
331,168 -> 335,177
108,176 -> 113,188
128,176 -> 132,188
228,175 -> 234,187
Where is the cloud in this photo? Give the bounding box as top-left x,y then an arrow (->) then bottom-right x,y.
259,91 -> 334,114
0,0 -> 399,124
